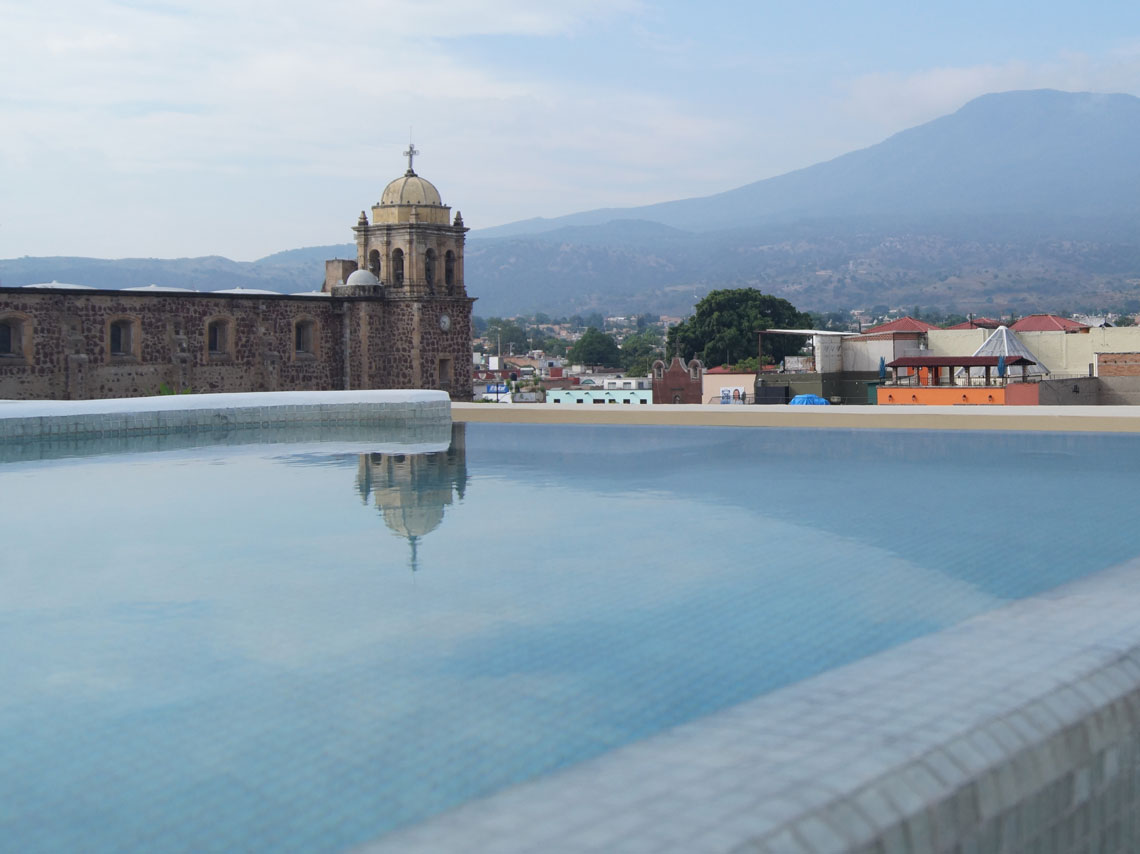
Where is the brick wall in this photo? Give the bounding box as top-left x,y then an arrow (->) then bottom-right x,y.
1097,352 -> 1140,377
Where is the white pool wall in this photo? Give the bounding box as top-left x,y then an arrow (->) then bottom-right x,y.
0,390 -> 450,440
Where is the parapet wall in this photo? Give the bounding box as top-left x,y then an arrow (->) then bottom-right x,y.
0,390 -> 450,443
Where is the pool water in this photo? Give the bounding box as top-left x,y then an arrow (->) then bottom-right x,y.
2,423 -> 1139,853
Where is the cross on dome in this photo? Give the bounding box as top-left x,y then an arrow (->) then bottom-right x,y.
403,143 -> 420,175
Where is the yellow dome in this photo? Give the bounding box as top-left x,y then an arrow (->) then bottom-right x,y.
380,172 -> 443,207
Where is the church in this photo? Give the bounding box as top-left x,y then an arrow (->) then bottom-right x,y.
0,148 -> 474,401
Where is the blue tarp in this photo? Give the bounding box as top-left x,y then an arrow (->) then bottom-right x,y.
788,394 -> 831,405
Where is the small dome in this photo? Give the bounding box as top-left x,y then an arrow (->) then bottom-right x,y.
345,269 -> 379,287
380,173 -> 442,207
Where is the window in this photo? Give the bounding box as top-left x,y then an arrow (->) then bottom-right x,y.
0,319 -> 18,356
0,314 -> 30,363
593,399 -> 605,404
424,249 -> 436,291
206,318 -> 232,359
294,319 -> 316,357
368,249 -> 381,277
108,317 -> 138,359
437,356 -> 452,390
391,249 -> 404,286
445,250 -> 456,292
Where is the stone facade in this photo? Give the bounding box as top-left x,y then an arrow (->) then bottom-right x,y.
0,155 -> 474,401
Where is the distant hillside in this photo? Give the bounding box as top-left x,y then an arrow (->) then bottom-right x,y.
0,247 -> 354,294
8,90 -> 1140,317
477,90 -> 1140,238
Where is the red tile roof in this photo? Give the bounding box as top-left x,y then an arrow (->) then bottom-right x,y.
945,317 -> 1002,330
862,316 -> 938,334
1009,314 -> 1089,332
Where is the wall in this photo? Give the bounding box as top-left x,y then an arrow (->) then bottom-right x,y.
879,385 -> 1009,405
0,288 -> 473,401
929,328 -> 1140,377
925,328 -> 990,358
1097,352 -> 1140,377
546,388 -> 651,405
1098,377 -> 1140,405
759,372 -> 879,405
651,357 -> 703,404
1038,376 -> 1100,405
701,372 -> 756,404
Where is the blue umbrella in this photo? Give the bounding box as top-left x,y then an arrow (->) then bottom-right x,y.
878,356 -> 886,379
997,355 -> 1007,378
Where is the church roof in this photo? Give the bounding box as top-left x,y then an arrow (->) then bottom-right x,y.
380,172 -> 443,207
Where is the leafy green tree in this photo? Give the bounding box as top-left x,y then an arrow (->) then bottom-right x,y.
619,330 -> 664,376
568,327 -> 622,367
483,317 -> 530,355
666,289 -> 810,366
535,336 -> 568,357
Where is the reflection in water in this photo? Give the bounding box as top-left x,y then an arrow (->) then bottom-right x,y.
355,423 -> 468,570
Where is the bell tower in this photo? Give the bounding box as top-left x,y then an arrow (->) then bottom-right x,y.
353,145 -> 467,299
334,146 -> 474,400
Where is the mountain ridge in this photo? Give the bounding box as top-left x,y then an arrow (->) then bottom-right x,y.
6,89 -> 1140,316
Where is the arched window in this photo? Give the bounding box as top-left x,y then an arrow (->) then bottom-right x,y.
206,318 -> 232,360
652,360 -> 665,380
424,248 -> 436,291
368,249 -> 381,278
391,249 -> 404,286
108,317 -> 140,360
294,318 -> 317,358
445,250 -> 456,292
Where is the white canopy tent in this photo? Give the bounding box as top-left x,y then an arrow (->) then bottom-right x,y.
957,325 -> 1050,378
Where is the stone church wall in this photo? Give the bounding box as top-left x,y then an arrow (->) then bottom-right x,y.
0,289 -> 473,401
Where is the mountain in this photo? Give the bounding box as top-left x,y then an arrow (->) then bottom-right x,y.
7,90 -> 1140,316
476,90 -> 1140,238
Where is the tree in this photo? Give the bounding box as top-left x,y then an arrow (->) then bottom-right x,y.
568,327 -> 621,367
483,317 -> 530,355
619,330 -> 664,376
666,289 -> 811,367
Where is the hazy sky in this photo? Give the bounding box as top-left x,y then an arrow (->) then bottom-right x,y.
4,0 -> 1140,260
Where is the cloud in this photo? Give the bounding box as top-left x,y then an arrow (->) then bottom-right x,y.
840,49 -> 1140,133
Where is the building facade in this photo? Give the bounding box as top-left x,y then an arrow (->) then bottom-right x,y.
0,151 -> 474,401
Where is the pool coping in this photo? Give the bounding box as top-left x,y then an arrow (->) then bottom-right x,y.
356,555 -> 1140,853
0,390 -> 450,441
454,402 -> 1140,433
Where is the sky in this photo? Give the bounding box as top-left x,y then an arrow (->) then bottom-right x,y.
4,0 -> 1140,261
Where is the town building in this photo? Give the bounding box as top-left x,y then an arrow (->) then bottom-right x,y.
0,148 -> 474,401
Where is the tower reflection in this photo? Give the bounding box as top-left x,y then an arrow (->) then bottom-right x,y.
354,423 -> 468,570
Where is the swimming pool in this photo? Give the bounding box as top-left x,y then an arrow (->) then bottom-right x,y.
3,421 -> 1140,852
